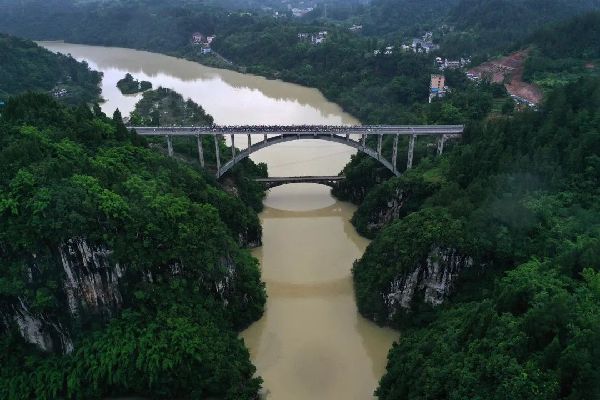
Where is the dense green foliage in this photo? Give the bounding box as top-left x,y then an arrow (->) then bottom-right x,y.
523,12 -> 600,89
0,34 -> 101,104
130,87 -> 213,126
128,87 -> 267,212
116,73 -> 152,94
333,80 -> 504,203
0,94 -> 266,398
354,78 -> 600,398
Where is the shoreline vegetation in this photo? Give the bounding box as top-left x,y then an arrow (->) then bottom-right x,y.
116,73 -> 152,95
2,1 -> 600,398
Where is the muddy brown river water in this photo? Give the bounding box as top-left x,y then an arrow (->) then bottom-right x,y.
41,42 -> 398,400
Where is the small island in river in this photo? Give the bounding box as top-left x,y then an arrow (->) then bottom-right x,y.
129,87 -> 214,126
116,73 -> 152,94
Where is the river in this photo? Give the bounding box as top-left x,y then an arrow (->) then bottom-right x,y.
40,42 -> 398,400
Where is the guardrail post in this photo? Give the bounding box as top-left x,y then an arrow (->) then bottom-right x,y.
197,135 -> 204,167
407,134 -> 416,169
214,134 -> 221,177
166,135 -> 173,157
392,134 -> 399,172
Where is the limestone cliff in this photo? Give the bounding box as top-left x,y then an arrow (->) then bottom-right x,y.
1,237 -> 253,354
351,174 -> 439,238
384,246 -> 473,318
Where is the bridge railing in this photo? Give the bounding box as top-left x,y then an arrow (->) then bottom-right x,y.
132,125 -> 464,136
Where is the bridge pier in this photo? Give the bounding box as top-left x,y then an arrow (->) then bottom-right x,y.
166,135 -> 174,157
247,133 -> 251,149
197,135 -> 204,167
377,134 -> 383,159
437,135 -> 446,155
231,134 -> 236,160
392,134 -> 399,173
362,133 -> 366,149
214,134 -> 221,176
407,134 -> 416,169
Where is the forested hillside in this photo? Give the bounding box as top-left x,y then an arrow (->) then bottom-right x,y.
524,12 -> 600,89
0,34 -> 101,104
0,94 -> 266,399
351,76 -> 600,400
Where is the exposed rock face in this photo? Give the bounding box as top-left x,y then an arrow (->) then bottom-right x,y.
384,246 -> 473,318
11,297 -> 74,353
59,238 -> 125,319
2,236 -> 253,354
366,187 -> 405,234
1,238 -> 125,354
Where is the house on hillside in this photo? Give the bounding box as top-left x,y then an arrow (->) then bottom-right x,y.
429,74 -> 446,103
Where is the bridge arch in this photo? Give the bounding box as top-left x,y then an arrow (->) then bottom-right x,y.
218,133 -> 398,179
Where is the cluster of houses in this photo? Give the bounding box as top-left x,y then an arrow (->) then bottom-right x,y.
298,31 -> 328,45
436,57 -> 471,71
407,32 -> 440,54
192,33 -> 216,55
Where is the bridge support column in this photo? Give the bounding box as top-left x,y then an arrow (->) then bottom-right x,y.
392,134 -> 399,173
407,134 -> 416,169
361,133 -> 366,149
166,135 -> 174,157
264,132 -> 267,143
231,134 -> 236,160
196,135 -> 204,167
346,132 -> 350,142
247,133 -> 251,149
437,135 -> 446,156
377,134 -> 383,159
214,134 -> 221,177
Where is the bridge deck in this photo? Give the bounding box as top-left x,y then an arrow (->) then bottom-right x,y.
133,125 -> 464,136
255,176 -> 345,188
255,176 -> 345,183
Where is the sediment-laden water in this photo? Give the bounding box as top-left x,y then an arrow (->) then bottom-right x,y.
41,42 -> 397,400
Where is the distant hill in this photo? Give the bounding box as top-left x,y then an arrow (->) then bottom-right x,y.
355,0 -> 600,58
0,34 -> 101,104
523,11 -> 600,89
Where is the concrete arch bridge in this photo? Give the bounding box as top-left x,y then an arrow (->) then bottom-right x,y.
133,125 -> 464,184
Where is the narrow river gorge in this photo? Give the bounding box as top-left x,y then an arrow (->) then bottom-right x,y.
41,42 -> 398,400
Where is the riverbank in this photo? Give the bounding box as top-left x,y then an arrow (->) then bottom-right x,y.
36,42 -> 398,399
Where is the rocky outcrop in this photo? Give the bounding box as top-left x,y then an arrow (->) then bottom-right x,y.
1,237 -> 253,354
1,238 -> 125,353
366,187 -> 406,234
10,297 -> 74,353
59,238 -> 125,318
384,246 -> 473,318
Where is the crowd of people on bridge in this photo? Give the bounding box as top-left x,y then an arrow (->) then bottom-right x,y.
207,125 -> 370,132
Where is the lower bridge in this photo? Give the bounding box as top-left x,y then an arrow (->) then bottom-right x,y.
255,176 -> 345,189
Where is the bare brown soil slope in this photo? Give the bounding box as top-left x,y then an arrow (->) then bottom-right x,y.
469,50 -> 543,105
